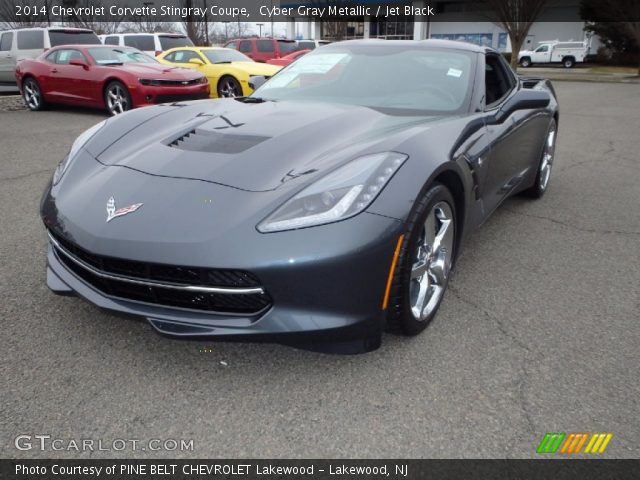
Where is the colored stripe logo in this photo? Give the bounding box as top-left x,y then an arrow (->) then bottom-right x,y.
537,433 -> 613,454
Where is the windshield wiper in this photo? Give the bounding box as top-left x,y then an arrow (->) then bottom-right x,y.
239,97 -> 269,103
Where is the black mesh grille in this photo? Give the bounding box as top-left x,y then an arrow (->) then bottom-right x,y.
49,230 -> 271,315
155,92 -> 209,103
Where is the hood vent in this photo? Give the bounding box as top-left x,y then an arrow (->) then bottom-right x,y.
167,128 -> 269,154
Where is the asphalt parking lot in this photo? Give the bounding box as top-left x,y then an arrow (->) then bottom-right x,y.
1,82 -> 639,459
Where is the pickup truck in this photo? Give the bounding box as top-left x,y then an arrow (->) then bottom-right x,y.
518,41 -> 588,68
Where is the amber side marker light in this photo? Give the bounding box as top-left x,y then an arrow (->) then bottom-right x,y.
382,234 -> 405,310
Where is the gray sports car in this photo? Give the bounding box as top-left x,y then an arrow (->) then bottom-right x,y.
41,40 -> 558,353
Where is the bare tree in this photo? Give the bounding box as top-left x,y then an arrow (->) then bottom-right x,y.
180,0 -> 220,46
311,0 -> 347,41
58,0 -> 122,34
123,21 -> 172,34
483,0 -> 548,70
0,0 -> 50,29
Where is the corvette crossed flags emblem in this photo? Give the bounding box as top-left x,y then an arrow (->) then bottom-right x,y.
106,196 -> 143,223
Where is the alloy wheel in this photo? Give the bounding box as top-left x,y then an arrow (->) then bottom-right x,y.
539,127 -> 556,191
106,84 -> 129,115
409,201 -> 454,321
219,79 -> 240,98
24,81 -> 40,110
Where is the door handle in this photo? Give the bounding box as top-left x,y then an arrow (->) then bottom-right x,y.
51,68 -> 58,73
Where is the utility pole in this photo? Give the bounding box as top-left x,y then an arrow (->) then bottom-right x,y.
257,23 -> 263,37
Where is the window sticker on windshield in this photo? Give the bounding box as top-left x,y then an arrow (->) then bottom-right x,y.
447,68 -> 463,78
295,53 -> 349,73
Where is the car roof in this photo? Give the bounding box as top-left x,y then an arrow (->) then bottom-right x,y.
331,39 -> 490,54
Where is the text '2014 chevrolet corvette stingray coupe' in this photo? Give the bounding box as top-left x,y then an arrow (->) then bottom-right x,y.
41,40 -> 559,353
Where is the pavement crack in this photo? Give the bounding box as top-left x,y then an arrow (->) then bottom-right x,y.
0,169 -> 52,182
448,284 -> 536,436
503,208 -> 640,236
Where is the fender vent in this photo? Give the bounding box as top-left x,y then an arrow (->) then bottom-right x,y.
168,128 -> 269,154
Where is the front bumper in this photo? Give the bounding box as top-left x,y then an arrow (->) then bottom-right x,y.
45,210 -> 403,353
132,83 -> 210,107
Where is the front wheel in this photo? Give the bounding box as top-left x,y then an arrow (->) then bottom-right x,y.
217,75 -> 242,98
104,81 -> 131,116
23,78 -> 45,111
520,57 -> 532,68
386,183 -> 456,336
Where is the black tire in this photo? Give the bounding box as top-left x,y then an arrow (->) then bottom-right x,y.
562,57 -> 575,68
22,77 -> 46,111
104,81 -> 132,116
386,183 -> 457,336
520,57 -> 532,68
524,118 -> 557,198
217,75 -> 242,98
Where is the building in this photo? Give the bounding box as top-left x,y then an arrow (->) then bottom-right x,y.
284,0 -> 598,53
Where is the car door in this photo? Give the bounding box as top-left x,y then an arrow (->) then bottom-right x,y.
531,45 -> 550,64
49,48 -> 93,103
479,54 -> 547,215
0,32 -> 15,83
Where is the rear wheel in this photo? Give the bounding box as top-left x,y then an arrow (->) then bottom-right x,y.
104,81 -> 131,115
386,183 -> 456,336
23,78 -> 45,111
525,118 -> 557,198
520,57 -> 532,68
217,75 -> 242,98
562,57 -> 575,68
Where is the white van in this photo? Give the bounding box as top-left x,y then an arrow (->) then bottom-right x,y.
0,27 -> 100,83
99,33 -> 194,57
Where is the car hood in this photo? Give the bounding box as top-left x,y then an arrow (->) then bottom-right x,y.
88,99 -> 447,192
110,62 -> 202,80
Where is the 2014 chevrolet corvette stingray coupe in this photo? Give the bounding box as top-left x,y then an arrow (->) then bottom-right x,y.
41,40 -> 559,353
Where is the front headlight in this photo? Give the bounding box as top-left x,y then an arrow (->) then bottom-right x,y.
258,152 -> 407,233
53,120 -> 106,185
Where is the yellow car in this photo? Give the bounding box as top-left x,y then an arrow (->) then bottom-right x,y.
157,47 -> 281,98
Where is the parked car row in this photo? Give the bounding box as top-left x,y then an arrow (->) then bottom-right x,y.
2,27 -> 322,115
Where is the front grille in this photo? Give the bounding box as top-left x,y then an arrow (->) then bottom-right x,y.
142,78 -> 203,86
155,92 -> 209,104
49,231 -> 271,315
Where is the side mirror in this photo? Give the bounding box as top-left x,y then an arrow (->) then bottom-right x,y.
249,75 -> 267,90
69,58 -> 88,69
493,89 -> 550,123
188,58 -> 205,66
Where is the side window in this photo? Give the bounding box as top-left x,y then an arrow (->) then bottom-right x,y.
257,40 -> 274,53
104,36 -> 119,46
163,51 -> 176,62
45,50 -> 58,63
484,54 -> 515,107
536,45 -> 548,53
54,49 -> 85,65
0,32 -> 13,51
172,50 -> 200,63
17,30 -> 44,50
239,41 -> 251,53
124,35 -> 154,51
226,42 -> 237,50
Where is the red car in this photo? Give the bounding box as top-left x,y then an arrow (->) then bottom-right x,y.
15,45 -> 210,115
266,49 -> 311,67
223,38 -> 298,63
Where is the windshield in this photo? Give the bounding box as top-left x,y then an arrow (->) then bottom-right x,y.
88,47 -> 158,65
254,44 -> 474,114
159,35 -> 194,50
202,49 -> 252,64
